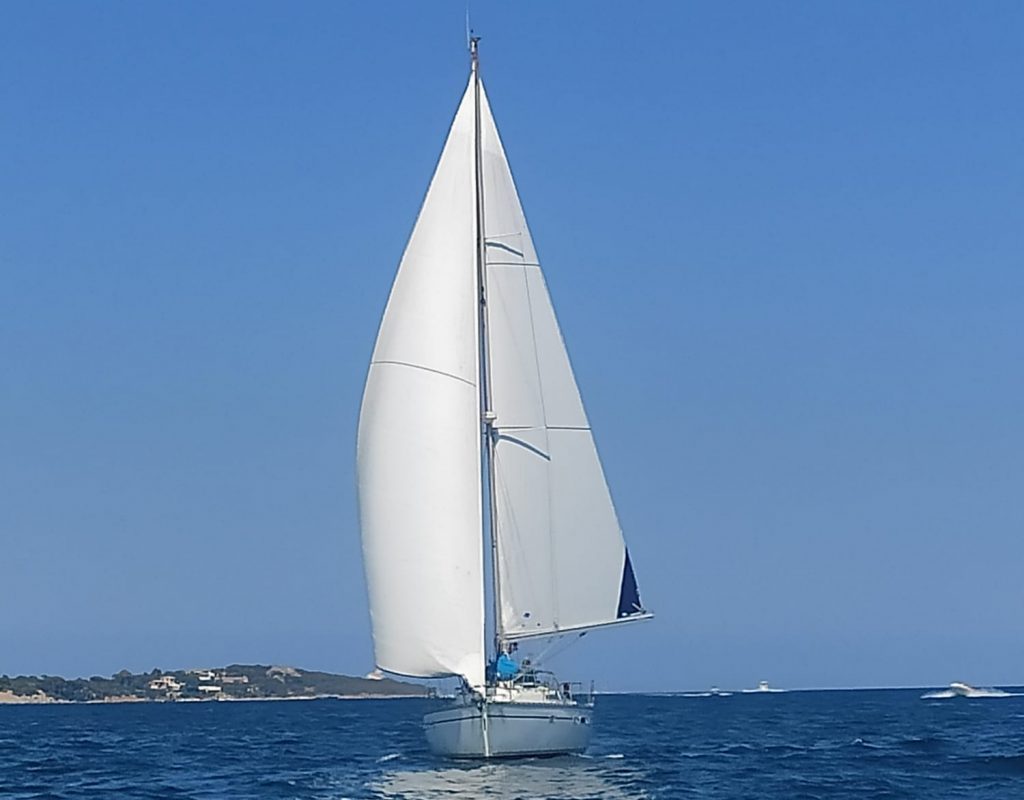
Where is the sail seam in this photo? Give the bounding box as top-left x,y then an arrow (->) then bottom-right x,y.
495,424 -> 592,432
370,359 -> 475,388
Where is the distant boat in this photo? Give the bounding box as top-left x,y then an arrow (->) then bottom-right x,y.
742,680 -> 786,694
681,686 -> 734,698
355,38 -> 652,759
921,682 -> 1016,699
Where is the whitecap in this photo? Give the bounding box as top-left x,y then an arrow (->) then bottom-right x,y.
921,686 -> 1023,700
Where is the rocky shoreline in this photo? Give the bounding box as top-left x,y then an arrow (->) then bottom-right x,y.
0,664 -> 431,704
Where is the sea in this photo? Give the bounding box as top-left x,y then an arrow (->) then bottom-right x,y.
3,689 -> 1024,799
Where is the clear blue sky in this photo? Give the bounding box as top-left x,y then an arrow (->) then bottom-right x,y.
2,2 -> 1021,691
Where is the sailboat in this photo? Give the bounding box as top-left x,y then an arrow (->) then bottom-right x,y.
356,39 -> 652,759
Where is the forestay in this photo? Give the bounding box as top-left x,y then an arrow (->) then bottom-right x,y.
356,80 -> 486,687
478,84 -> 648,642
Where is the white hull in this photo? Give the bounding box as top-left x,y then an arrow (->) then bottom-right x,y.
424,698 -> 593,758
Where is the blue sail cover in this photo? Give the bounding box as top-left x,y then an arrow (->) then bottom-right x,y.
617,550 -> 644,617
495,653 -> 519,680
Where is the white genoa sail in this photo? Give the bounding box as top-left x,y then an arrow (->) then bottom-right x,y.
356,80 -> 486,687
477,86 -> 649,642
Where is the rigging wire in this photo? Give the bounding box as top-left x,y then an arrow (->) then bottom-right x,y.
529,631 -> 588,667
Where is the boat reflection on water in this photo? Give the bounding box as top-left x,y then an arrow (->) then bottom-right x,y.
369,758 -> 648,800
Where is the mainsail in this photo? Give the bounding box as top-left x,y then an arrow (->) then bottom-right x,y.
356,81 -> 486,687
357,64 -> 649,690
477,86 -> 649,642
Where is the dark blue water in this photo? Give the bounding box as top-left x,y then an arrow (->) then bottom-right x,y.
3,690 -> 1023,798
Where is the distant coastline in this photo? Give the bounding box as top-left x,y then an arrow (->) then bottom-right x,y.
0,664 -> 431,705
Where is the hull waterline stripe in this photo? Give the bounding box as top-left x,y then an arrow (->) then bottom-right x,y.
424,713 -> 586,728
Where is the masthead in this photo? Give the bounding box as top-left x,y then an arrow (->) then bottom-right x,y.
469,35 -> 480,71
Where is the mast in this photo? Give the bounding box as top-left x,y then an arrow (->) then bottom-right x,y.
470,36 -> 503,660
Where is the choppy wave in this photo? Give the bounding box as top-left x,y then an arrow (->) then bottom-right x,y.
970,753 -> 1024,775
4,692 -> 1024,799
921,686 -> 1023,699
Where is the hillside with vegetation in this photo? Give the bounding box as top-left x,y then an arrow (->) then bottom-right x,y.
0,665 -> 430,703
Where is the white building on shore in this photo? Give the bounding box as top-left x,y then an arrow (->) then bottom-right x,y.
148,676 -> 184,693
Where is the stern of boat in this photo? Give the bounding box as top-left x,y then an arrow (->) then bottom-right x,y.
423,671 -> 594,758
